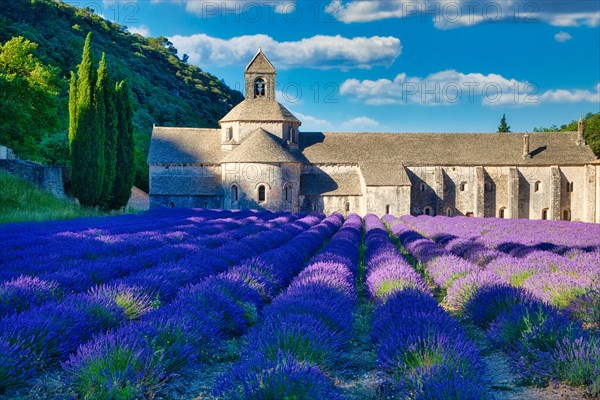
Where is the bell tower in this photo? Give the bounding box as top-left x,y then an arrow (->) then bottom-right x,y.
245,49 -> 276,101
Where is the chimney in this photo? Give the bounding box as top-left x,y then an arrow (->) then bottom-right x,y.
576,115 -> 585,146
523,132 -> 531,159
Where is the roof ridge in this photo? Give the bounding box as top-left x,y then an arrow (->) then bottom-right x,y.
221,128 -> 300,163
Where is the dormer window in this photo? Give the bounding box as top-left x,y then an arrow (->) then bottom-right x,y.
254,78 -> 265,98
289,127 -> 295,143
226,127 -> 233,141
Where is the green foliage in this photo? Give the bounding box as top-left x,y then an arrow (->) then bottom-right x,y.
497,113 -> 511,133
0,0 -> 243,189
0,172 -> 102,224
0,36 -> 61,159
110,80 -> 135,210
97,52 -> 118,209
532,112 -> 600,157
70,32 -> 104,207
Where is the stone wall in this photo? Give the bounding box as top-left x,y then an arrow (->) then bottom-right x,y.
222,162 -> 300,211
150,195 -> 222,209
365,186 -> 410,216
0,159 -> 66,198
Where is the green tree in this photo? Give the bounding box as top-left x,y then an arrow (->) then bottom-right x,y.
110,79 -> 135,209
583,113 -> 600,156
0,36 -> 60,158
498,113 -> 511,133
70,32 -> 104,207
96,53 -> 118,209
532,112 -> 600,157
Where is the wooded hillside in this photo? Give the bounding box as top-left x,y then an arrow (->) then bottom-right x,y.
0,0 -> 244,190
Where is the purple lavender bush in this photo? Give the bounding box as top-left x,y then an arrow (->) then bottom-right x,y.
213,351 -> 342,400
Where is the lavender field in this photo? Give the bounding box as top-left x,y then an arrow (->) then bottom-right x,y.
0,210 -> 598,399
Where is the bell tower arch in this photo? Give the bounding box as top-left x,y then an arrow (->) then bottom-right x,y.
244,49 -> 276,101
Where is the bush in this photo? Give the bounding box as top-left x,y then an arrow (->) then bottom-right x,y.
213,352 -> 341,400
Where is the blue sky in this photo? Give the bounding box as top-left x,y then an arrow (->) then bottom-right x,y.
73,0 -> 599,132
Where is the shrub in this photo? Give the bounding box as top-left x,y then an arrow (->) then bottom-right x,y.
64,331 -> 165,399
213,352 -> 341,400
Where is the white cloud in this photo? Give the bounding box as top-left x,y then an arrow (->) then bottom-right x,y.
326,0 -> 600,29
341,116 -> 380,130
340,70 -> 539,106
294,112 -> 334,131
540,84 -> 600,103
128,25 -> 151,37
340,70 -> 600,107
169,33 -> 401,70
554,31 -> 572,43
294,112 -> 381,131
545,12 -> 600,27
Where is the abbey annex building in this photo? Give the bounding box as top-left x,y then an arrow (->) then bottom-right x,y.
148,51 -> 600,223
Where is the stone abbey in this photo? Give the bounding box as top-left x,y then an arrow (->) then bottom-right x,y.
148,50 -> 600,222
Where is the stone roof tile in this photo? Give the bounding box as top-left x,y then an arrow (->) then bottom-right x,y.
300,131 -> 597,166
147,127 -> 222,164
300,173 -> 362,195
222,128 -> 301,163
360,163 -> 411,186
219,99 -> 300,123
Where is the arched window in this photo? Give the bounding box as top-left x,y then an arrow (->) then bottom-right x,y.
169,201 -> 174,208
385,204 -> 390,215
562,209 -> 571,221
485,182 -> 494,192
202,201 -> 208,209
499,207 -> 506,218
346,202 -> 351,212
257,185 -> 266,202
284,184 -> 292,202
423,206 -> 432,216
254,78 -> 265,97
446,208 -> 453,217
460,182 -> 467,192
542,208 -> 548,220
311,203 -> 318,212
465,212 -> 474,217
289,127 -> 295,143
226,127 -> 233,141
534,181 -> 541,193
231,184 -> 239,202
420,183 -> 426,192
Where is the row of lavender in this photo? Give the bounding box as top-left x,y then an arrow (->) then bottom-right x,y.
385,215 -> 599,394
400,215 -> 600,321
364,214 -> 491,398
0,210 -> 300,317
0,210 -> 330,393
213,213 -> 363,399
403,215 -> 600,254
62,212 -> 344,398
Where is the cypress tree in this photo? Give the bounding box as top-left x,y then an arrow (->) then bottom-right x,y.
498,113 -> 511,133
68,71 -> 77,150
70,32 -> 104,206
110,79 -> 135,209
97,53 -> 117,209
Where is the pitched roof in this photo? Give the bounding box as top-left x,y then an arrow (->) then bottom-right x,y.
300,131 -> 597,166
245,50 -> 276,74
148,127 -> 222,165
151,175 -> 222,196
300,173 -> 362,196
360,163 -> 411,186
222,128 -> 301,163
219,99 -> 300,123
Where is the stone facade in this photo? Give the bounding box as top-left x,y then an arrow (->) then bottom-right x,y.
148,50 -> 600,222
